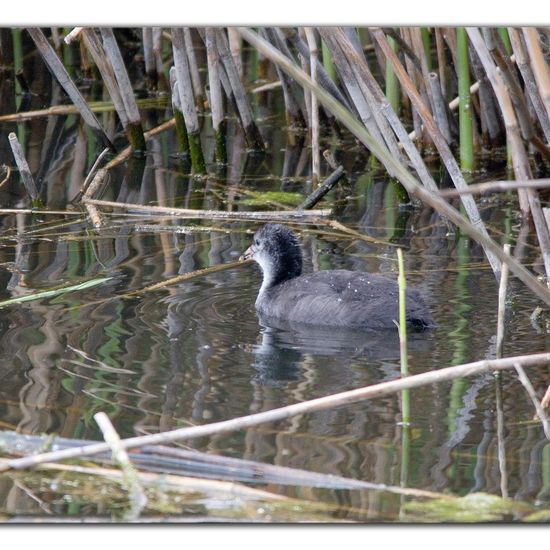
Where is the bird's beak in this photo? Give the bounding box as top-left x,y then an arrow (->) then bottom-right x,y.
239,244 -> 256,262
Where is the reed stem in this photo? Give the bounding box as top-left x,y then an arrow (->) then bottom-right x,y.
99,28 -> 146,151
396,248 -> 410,425
457,28 -> 474,171
385,36 -> 400,113
8,132 -> 39,203
26,27 -> 115,152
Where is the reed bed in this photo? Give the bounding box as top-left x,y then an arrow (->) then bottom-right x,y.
3,26 -> 550,521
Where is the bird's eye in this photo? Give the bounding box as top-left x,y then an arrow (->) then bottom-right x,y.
255,239 -> 260,246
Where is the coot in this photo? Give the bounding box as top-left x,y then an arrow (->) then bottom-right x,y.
241,223 -> 434,330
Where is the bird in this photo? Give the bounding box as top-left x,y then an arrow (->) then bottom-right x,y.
241,223 -> 434,330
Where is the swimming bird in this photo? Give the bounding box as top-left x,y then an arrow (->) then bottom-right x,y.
241,223 -> 433,330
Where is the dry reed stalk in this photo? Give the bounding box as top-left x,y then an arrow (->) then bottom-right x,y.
491,31 -> 533,136
26,28 -> 115,152
467,27 -> 550,280
142,27 -> 156,86
399,28 -> 425,143
237,27 -> 550,304
305,28 -> 320,185
280,27 -> 351,110
169,67 -> 190,155
64,27 -> 84,44
409,27 -> 437,116
80,29 -> 129,129
322,29 -> 439,196
439,178 -> 550,197
468,46 -> 502,144
321,32 -> 402,163
183,27 -> 204,109
541,385 -> 550,411
261,28 -> 305,129
8,132 -> 39,201
214,28 -> 264,151
3,351 -> 550,472
513,363 -> 550,439
227,28 -> 243,78
428,72 -> 451,143
496,244 -> 511,358
521,28 -> 550,127
152,27 -> 163,79
82,197 -> 331,220
171,27 -> 205,173
298,29 -> 312,124
371,27 -> 502,279
0,209 -> 85,216
99,28 -> 146,151
434,28 -> 448,98
508,28 -> 550,144
205,28 -> 226,164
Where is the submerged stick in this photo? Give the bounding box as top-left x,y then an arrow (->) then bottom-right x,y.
26,28 -> 115,152
2,352 -> 550,472
94,412 -> 147,519
8,132 -> 39,201
297,165 -> 345,209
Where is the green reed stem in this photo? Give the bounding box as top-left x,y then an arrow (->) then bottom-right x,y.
457,27 -> 474,172
385,36 -> 400,114
498,28 -> 512,55
321,39 -> 336,82
397,248 -> 410,425
421,28 -> 432,71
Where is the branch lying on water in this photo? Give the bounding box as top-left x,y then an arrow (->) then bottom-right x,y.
82,197 -> 331,221
2,351 -> 549,472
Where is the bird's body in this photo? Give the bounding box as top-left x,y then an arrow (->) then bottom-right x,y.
242,224 -> 433,330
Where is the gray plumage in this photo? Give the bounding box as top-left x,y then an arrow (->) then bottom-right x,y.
242,224 -> 434,330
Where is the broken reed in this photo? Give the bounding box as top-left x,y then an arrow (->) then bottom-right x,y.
457,27 -> 474,171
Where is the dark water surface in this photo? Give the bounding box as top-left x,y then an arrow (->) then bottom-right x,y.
0,43 -> 549,522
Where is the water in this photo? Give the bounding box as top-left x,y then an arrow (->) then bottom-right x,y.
0,46 -> 549,522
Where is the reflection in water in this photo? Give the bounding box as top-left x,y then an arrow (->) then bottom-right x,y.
251,315 -> 433,385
